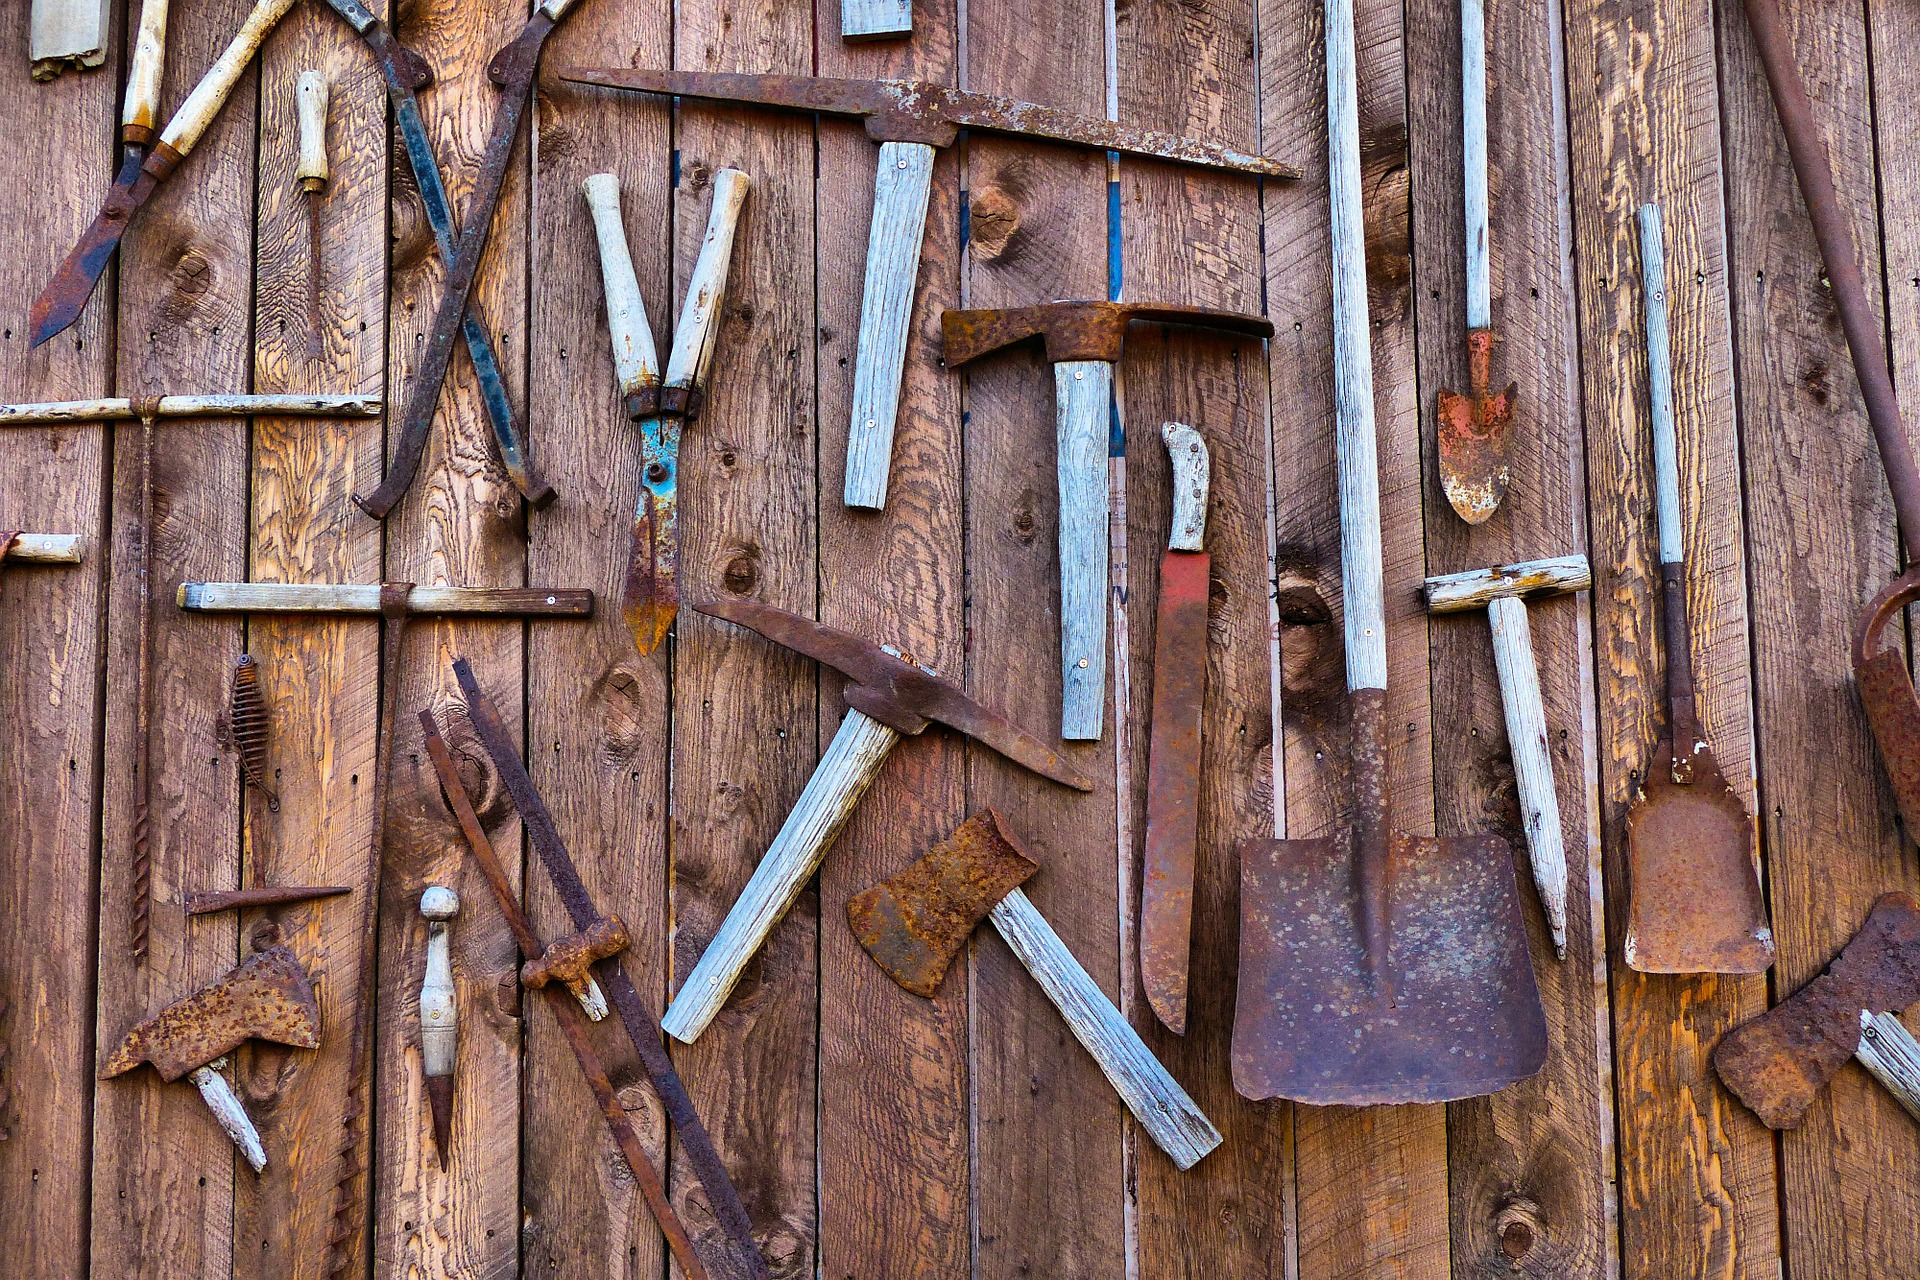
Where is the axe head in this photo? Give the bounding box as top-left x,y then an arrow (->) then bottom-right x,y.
1435,328 -> 1516,525
849,809 -> 1039,996
1714,893 -> 1920,1128
942,301 -> 1273,367
101,945 -> 322,1083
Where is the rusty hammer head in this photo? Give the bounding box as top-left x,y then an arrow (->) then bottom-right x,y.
848,809 -> 1039,996
100,945 -> 321,1082
942,301 -> 1274,368
692,596 -> 1093,790
1714,893 -> 1920,1128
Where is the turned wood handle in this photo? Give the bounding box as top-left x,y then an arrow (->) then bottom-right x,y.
1460,0 -> 1489,328
419,887 -> 458,1079
2,533 -> 86,563
157,0 -> 298,160
1487,596 -> 1570,959
1161,422 -> 1209,551
581,173 -> 661,402
294,69 -> 330,189
843,141 -> 938,510
122,0 -> 172,136
989,888 -> 1222,1169
663,168 -> 751,394
662,711 -> 901,1042
1637,204 -> 1684,567
1858,1010 -> 1920,1124
1057,361 -> 1112,740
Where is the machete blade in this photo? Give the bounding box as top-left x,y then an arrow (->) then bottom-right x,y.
30,165 -> 158,347
1141,547 -> 1210,1033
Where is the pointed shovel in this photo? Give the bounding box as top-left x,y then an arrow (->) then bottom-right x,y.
1231,0 -> 1548,1105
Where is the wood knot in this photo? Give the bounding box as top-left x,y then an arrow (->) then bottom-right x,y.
1010,492 -> 1040,543
1494,1198 -> 1543,1264
1801,359 -> 1832,405
436,703 -> 510,826
968,186 -> 1021,260
683,163 -> 712,192
720,546 -> 760,595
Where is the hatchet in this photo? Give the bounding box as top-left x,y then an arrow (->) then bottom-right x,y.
554,69 -> 1298,515
942,302 -> 1273,740
849,808 -> 1222,1168
100,944 -> 322,1172
662,597 -> 1093,1043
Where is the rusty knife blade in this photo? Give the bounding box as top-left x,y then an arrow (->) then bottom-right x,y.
1141,548 -> 1210,1034
30,163 -> 159,347
620,414 -> 681,654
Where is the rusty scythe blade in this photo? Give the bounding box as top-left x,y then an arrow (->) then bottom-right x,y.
1436,328 -> 1515,525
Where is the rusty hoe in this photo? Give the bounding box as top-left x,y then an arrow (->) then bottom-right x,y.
941,303 -> 1272,741
446,662 -> 772,1280
418,886 -> 458,1172
222,654 -> 278,813
1230,0 -> 1546,1106
1622,205 -> 1773,975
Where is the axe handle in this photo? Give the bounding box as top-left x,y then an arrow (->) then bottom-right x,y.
1057,360 -> 1112,739
989,888 -> 1222,1170
1857,1010 -> 1920,1124
1486,596 -> 1569,959
841,0 -> 913,39
189,1062 -> 267,1173
663,709 -> 901,1042
843,141 -> 937,510
581,174 -> 661,404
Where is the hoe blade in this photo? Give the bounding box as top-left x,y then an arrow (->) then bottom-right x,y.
1854,568 -> 1920,841
1232,831 -> 1548,1105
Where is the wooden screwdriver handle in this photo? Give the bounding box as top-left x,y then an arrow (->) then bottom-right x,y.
294,70 -> 330,190
122,0 -> 171,139
157,0 -> 298,160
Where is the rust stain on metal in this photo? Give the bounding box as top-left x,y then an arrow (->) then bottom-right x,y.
1854,568 -> 1920,841
522,915 -> 630,992
848,809 -> 1040,996
1715,893 -> 1920,1129
101,945 -> 321,1082
222,654 -> 279,812
185,885 -> 351,915
942,301 -> 1273,367
1436,327 -> 1515,525
1141,549 -> 1210,1034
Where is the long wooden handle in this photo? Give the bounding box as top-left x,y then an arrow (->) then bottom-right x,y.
989,888 -> 1222,1169
1,533 -> 86,563
1327,0 -> 1386,693
581,173 -> 661,402
662,710 -> 901,1042
1857,1010 -> 1920,1123
0,393 -> 380,423
1057,360 -> 1111,740
663,168 -> 751,392
843,141 -> 937,510
1460,0 -> 1489,328
1637,204 -> 1684,566
157,0 -> 298,159
295,70 -> 330,189
178,582 -> 593,615
1486,596 -> 1569,959
122,0 -> 172,136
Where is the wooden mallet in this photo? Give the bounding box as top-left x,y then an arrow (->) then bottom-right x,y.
1423,553 -> 1590,959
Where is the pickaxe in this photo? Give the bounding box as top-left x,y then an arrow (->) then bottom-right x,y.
1715,894 -> 1920,1129
100,944 -> 322,1172
942,302 -> 1273,739
661,597 -> 1093,1043
1422,553 -> 1591,958
849,808 -> 1222,1169
554,68 -> 1298,515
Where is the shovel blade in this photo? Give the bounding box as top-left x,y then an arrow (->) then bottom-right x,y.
1232,832 -> 1548,1105
1624,738 -> 1773,973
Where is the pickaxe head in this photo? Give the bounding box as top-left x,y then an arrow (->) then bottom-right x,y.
101,945 -> 322,1082
848,809 -> 1039,995
942,301 -> 1274,368
691,597 -> 1093,791
1435,329 -> 1517,525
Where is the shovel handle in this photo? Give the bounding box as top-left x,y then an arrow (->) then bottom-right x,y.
582,174 -> 662,405
1637,205 -> 1685,567
122,0 -> 171,139
1460,0 -> 1490,329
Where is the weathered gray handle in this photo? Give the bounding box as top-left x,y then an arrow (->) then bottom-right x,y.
2,533 -> 86,563
1858,1010 -> 1920,1124
158,0 -> 298,159
294,69 -> 330,189
841,0 -> 913,39
663,168 -> 751,393
0,393 -> 380,423
662,710 -> 902,1042
1162,421 -> 1209,551
31,0 -> 113,77
1421,555 -> 1592,612
1057,360 -> 1112,739
122,0 -> 172,134
1637,204 -> 1684,565
177,582 -> 592,615
419,887 -> 458,1079
843,141 -> 938,510
189,1059 -> 266,1172
581,173 -> 662,401
1460,0 -> 1489,329
1487,595 -> 1569,959
989,888 -> 1222,1169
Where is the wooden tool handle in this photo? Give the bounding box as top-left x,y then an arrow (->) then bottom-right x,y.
1,533 -> 86,563
662,710 -> 901,1042
1161,421 -> 1209,551
157,0 -> 297,160
1857,1010 -> 1920,1123
663,168 -> 751,393
0,393 -> 380,423
177,582 -> 594,615
1056,361 -> 1112,740
843,141 -> 937,510
988,888 -> 1222,1169
1327,0 -> 1386,694
1637,204 -> 1685,567
419,887 -> 458,1079
581,173 -> 661,402
1486,595 -> 1570,959
294,69 -> 330,190
188,1061 -> 267,1172
1421,554 -> 1592,612
122,0 -> 172,137
1460,0 -> 1490,329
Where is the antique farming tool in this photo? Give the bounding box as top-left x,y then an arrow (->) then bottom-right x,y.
293,68 -> 330,335
100,944 -> 321,1173
184,884 -> 350,916
662,596 -> 1093,1042
1623,205 -> 1773,975
418,885 -> 458,1172
1231,0 -> 1546,1106
446,663 -> 772,1280
1422,553 -> 1591,960
1140,422 -> 1213,1034
353,0 -> 588,520
30,0 -> 297,346
851,808 -> 1222,1168
841,0 -> 912,41
1715,893 -> 1920,1129
556,68 -> 1297,515
582,169 -> 751,655
1435,0 -> 1515,524
942,302 -> 1272,741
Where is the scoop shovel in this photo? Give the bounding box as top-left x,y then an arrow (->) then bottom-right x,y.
1231,0 -> 1548,1105
1622,205 -> 1773,975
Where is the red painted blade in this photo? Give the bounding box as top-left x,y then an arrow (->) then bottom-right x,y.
1141,548 -> 1210,1034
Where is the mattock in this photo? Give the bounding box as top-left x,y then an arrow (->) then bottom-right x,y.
941,302 -> 1272,740
662,596 -> 1093,1044
1423,553 -> 1592,959
0,393 -> 380,962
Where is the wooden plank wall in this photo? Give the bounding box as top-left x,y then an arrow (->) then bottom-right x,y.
6,0 -> 1920,1274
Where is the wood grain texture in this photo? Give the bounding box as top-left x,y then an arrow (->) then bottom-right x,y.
1056,358 -> 1112,740
29,0 -> 112,76
88,0 -> 257,1274
1560,0 -> 1779,1262
3,533 -> 88,561
1855,1012 -> 1920,1123
1422,555 -> 1592,611
815,4 -> 969,1274
1485,596 -> 1571,960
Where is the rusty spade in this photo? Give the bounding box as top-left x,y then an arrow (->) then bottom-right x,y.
100,944 -> 321,1172
661,597 -> 1093,1043
850,809 -> 1222,1169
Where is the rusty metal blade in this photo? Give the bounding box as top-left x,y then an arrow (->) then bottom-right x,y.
558,66 -> 890,118
1854,568 -> 1920,839
1141,549 -> 1209,1034
101,945 -> 322,1082
929,86 -> 1293,176
1624,737 -> 1773,973
1435,328 -> 1515,525
30,164 -> 158,347
620,416 -> 681,654
912,678 -> 1094,791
